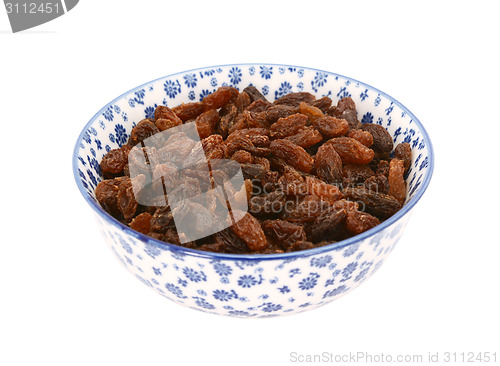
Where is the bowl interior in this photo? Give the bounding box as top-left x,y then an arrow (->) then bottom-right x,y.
73,64 -> 433,253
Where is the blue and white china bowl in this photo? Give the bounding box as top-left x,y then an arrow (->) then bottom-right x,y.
73,64 -> 434,317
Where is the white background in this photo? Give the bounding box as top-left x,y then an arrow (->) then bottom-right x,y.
1,1 -> 499,365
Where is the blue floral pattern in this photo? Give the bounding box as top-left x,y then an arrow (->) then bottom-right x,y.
74,64 -> 433,317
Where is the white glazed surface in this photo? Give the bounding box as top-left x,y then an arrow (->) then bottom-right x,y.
73,64 -> 433,317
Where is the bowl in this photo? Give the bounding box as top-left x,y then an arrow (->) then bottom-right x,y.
73,64 -> 433,317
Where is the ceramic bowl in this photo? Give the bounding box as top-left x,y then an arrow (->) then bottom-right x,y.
73,64 -> 433,317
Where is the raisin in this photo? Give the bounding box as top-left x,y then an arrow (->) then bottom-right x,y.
201,134 -> 223,155
217,104 -> 237,138
310,205 -> 347,242
342,164 -> 375,188
376,160 -> 390,177
315,143 -> 343,186
243,85 -> 268,102
154,105 -> 183,131
213,228 -> 249,254
387,158 -> 406,204
242,110 -> 269,129
264,105 -> 299,123
202,86 -> 239,110
336,96 -> 356,115
227,136 -> 271,157
298,101 -> 324,122
305,176 -> 342,204
285,126 -> 323,148
95,176 -> 127,218
117,177 -> 139,222
129,212 -> 152,234
230,211 -> 268,251
340,109 -> 360,130
287,241 -> 315,252
328,137 -> 375,164
361,123 -> 393,154
253,156 -> 271,170
270,139 -> 314,173
225,128 -> 270,144
345,210 -> 380,235
151,162 -> 178,193
343,187 -> 401,220
249,190 -> 286,217
100,145 -> 132,176
128,119 -> 160,146
274,92 -> 316,106
347,129 -> 373,147
394,142 -> 412,173
364,174 -> 390,194
245,99 -> 272,112
195,109 -> 219,139
172,102 -> 204,122
285,195 -> 332,223
262,220 -> 306,251
312,116 -> 349,138
270,113 -> 308,139
231,150 -> 253,164
309,96 -> 333,113
235,91 -> 252,112
278,170 -> 307,196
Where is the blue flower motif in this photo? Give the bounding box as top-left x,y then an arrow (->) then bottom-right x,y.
237,275 -> 257,288
259,66 -> 273,80
275,81 -> 292,99
212,261 -> 232,277
193,297 -> 215,310
343,243 -> 360,257
210,77 -> 217,87
164,80 -> 181,98
152,267 -> 162,276
229,310 -> 251,316
297,82 -> 304,91
337,87 -> 351,99
298,273 -> 320,290
199,89 -> 215,101
113,105 -> 121,114
279,67 -> 285,74
419,156 -> 429,171
260,302 -> 283,313
297,69 -> 304,78
144,243 -> 162,258
311,72 -> 328,92
114,124 -> 128,146
99,120 -> 106,129
82,131 -> 91,144
213,289 -> 237,302
374,94 -> 381,106
228,67 -> 242,85
86,169 -> 97,187
95,139 -> 102,150
144,106 -> 155,119
183,73 -> 198,88
183,267 -> 206,282
103,106 -> 114,121
310,255 -> 332,268
360,89 -> 369,101
188,91 -> 196,101
323,285 -> 348,299
278,285 -> 290,294
165,283 -> 187,299
178,278 -> 188,287
119,238 -> 133,254
262,85 -> 269,95
361,112 -> 374,124
385,102 -> 394,116
249,66 -> 255,75
289,268 -> 301,278
87,156 -> 101,176
340,262 -> 358,282
88,127 -> 97,136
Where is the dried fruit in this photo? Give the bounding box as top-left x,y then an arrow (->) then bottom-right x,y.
315,143 -> 343,186
262,220 -> 306,251
343,187 -> 401,220
327,137 -> 375,164
96,85 -> 411,254
387,158 -> 406,204
270,139 -> 314,173
394,142 -> 412,173
361,123 -> 393,154
270,113 -> 308,139
100,145 -> 132,176
312,116 -> 349,138
230,211 -> 268,251
285,126 -> 323,148
202,86 -> 239,110
345,210 -> 380,235
347,129 -> 373,147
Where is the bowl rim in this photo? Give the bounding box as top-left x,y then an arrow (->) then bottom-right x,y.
72,63 -> 434,261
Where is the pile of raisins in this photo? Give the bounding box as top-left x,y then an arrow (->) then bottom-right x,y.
95,85 -> 411,254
